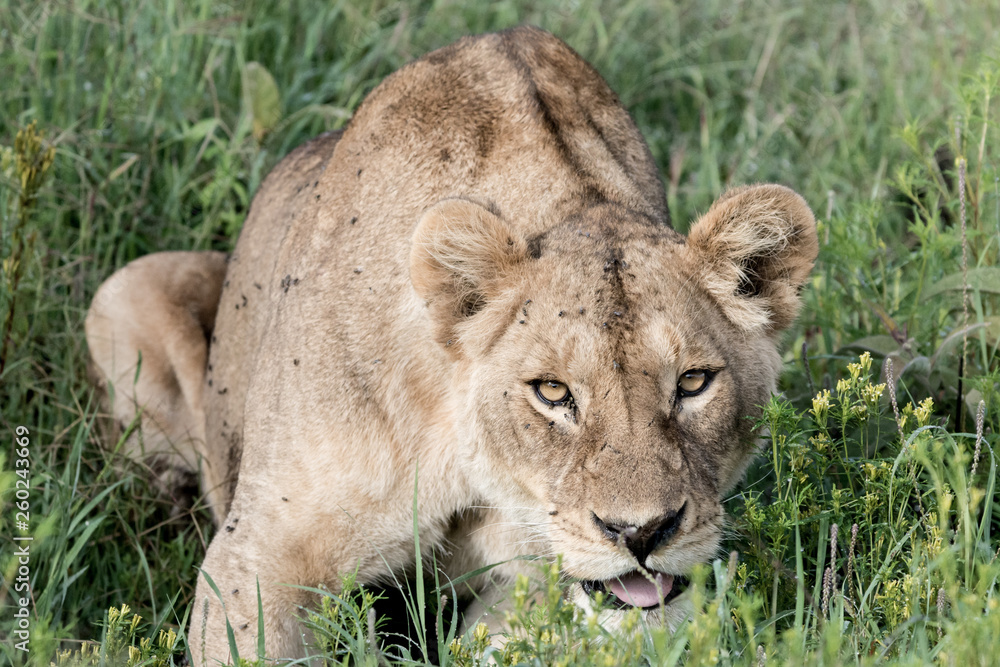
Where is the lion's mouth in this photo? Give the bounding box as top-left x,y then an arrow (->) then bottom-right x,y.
581,571 -> 687,610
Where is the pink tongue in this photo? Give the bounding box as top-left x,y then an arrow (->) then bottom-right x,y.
607,572 -> 674,608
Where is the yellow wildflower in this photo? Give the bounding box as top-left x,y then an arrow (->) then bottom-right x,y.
812,389 -> 831,427
914,397 -> 933,427
859,351 -> 873,373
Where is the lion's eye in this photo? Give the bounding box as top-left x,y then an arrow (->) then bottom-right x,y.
678,370 -> 710,397
536,380 -> 571,405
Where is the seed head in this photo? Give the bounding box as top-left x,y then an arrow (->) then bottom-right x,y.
971,400 -> 985,479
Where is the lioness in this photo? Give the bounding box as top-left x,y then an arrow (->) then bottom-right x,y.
86,26 -> 817,664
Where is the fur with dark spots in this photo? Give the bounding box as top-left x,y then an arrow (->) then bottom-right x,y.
526,234 -> 544,259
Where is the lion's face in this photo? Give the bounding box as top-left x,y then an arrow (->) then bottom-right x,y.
411,186 -> 816,612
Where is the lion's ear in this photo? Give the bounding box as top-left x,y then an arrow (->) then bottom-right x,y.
686,184 -> 818,334
410,198 -> 527,348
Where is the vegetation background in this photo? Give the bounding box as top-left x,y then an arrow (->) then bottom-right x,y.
1,0 -> 998,665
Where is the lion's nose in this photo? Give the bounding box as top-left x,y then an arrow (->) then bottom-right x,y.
592,502 -> 687,565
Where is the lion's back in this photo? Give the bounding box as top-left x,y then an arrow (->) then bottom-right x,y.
202,130 -> 343,511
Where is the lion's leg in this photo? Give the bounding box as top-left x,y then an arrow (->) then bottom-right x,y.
85,251 -> 228,518
188,507 -> 391,665
438,507 -> 547,644
189,466 -> 469,666
188,522 -> 313,665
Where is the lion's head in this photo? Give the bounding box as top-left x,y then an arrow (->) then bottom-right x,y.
411,184 -> 817,613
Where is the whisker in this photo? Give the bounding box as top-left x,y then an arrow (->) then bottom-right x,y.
467,504 -> 550,515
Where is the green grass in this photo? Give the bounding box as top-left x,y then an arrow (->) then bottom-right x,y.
1,0 -> 999,665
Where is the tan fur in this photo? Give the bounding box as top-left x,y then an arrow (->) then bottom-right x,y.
86,27 -> 817,664
86,251 -> 227,504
